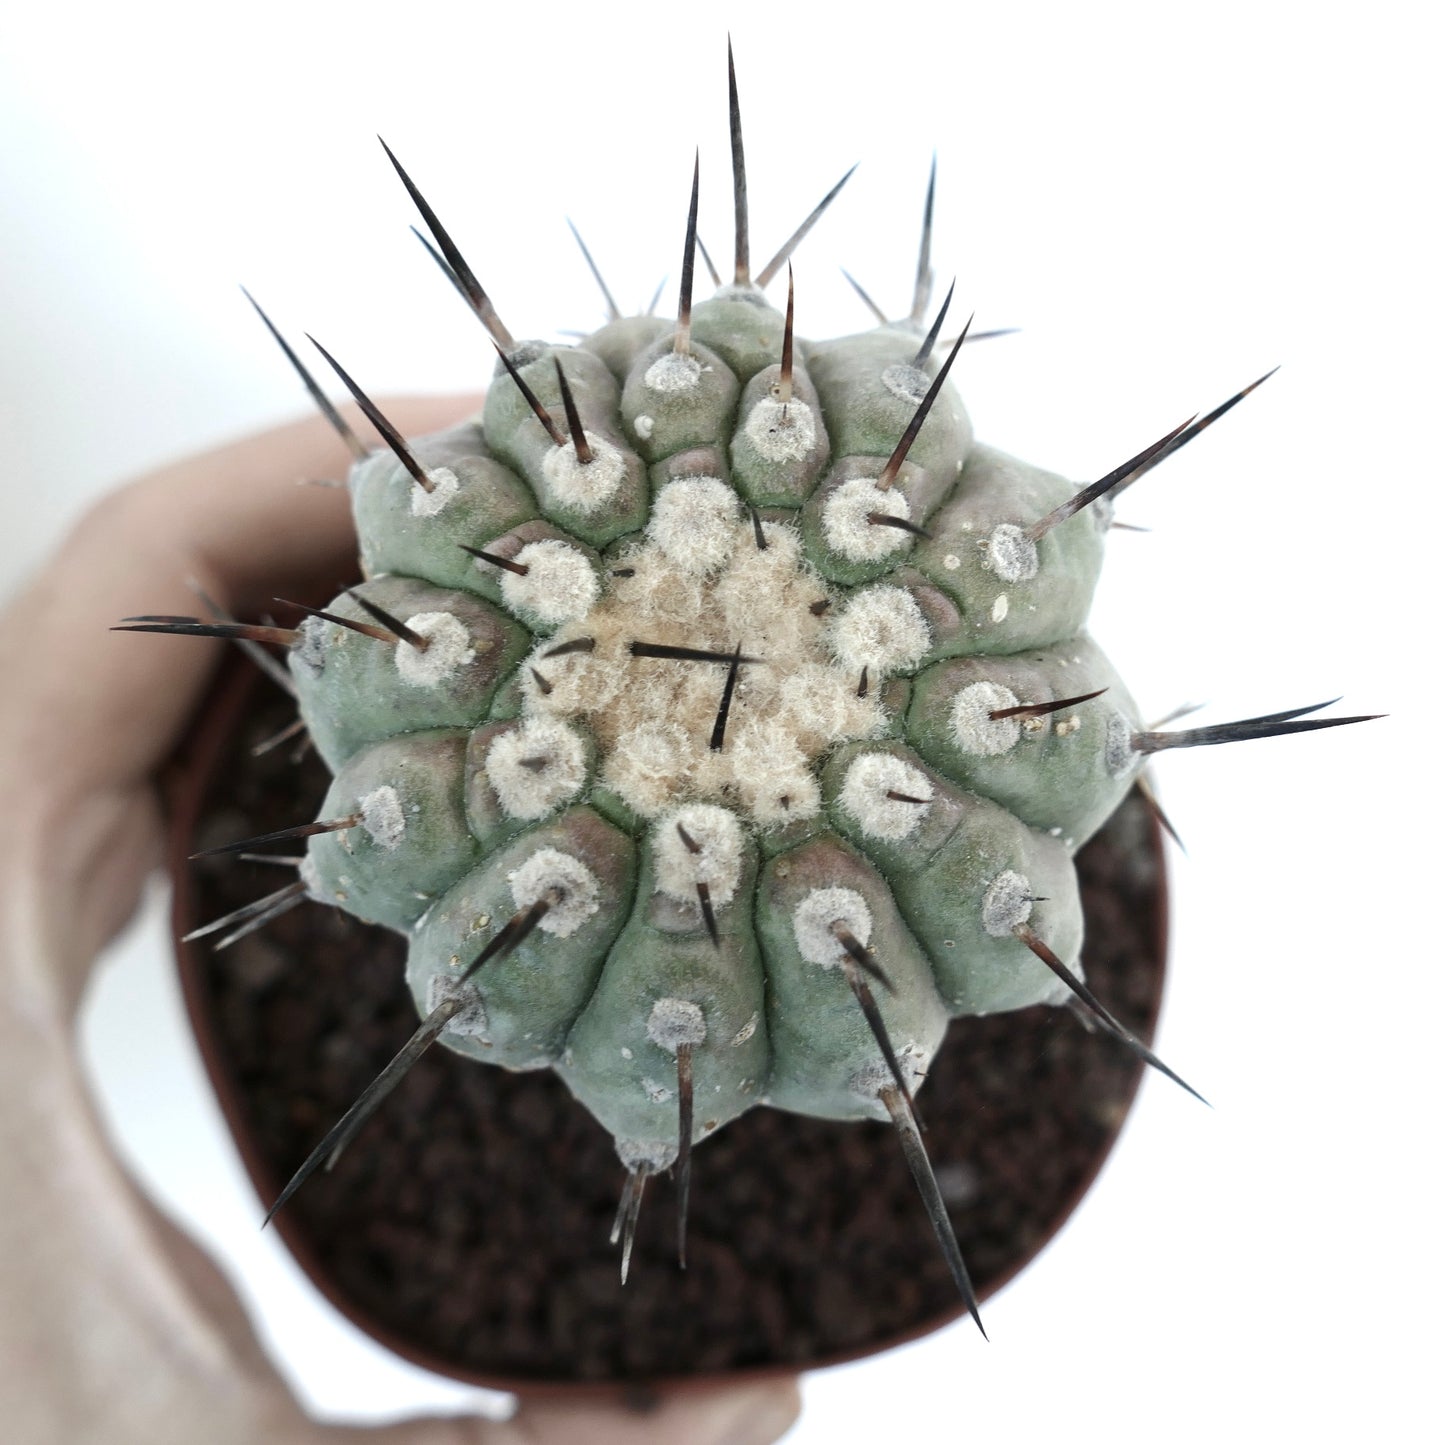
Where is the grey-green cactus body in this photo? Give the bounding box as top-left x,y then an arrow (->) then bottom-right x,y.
287,284 -> 1136,1180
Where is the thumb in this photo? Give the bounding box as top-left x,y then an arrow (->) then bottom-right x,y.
327,1380 -> 802,1445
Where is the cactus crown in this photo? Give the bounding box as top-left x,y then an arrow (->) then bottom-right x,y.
121,43 -> 1376,1330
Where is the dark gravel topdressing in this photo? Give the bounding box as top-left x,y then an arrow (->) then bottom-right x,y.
172,665 -> 1166,1391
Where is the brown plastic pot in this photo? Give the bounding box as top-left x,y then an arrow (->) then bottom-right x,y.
168,657 -> 1169,1397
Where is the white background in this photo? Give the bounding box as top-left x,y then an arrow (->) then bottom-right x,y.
3,2 -> 1440,1440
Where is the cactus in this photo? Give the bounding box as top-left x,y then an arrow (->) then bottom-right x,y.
116,45 -> 1375,1333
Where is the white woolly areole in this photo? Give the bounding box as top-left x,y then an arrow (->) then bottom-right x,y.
507,847 -> 600,937
646,997 -> 707,1053
850,1040 -> 932,1104
614,558 -> 706,626
426,974 -> 489,1037
753,515 -> 804,567
982,870 -> 1034,937
298,853 -> 324,901
499,539 -> 598,624
880,362 -> 930,405
822,475 -> 913,562
540,432 -> 625,514
646,478 -> 739,573
393,612 -> 475,687
604,722 -> 694,815
839,753 -> 934,840
410,467 -> 460,518
653,803 -> 745,909
985,523 -> 1040,584
744,396 -> 817,460
730,722 -> 822,824
828,586 -> 930,674
792,886 -> 873,969
643,351 -> 703,394
293,615 -> 328,675
617,1137 -> 677,1172
520,634 -> 620,719
485,718 -> 587,821
950,680 -> 1023,756
1105,711 -> 1139,777
710,523 -> 812,656
359,785 -> 405,849
772,663 -> 873,752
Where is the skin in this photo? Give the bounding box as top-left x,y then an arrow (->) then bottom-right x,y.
0,399 -> 801,1445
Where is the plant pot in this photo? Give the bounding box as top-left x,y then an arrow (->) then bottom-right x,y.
168,656 -> 1169,1396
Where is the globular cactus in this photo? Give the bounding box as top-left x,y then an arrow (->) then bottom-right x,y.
118,46 -> 1375,1331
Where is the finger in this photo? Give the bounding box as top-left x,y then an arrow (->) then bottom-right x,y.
336,1379 -> 803,1445
0,957 -> 362,1444
5,1016 -> 799,1445
501,1383 -> 803,1445
0,396 -> 478,993
3,395 -> 480,807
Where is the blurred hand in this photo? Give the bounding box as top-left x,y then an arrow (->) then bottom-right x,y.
0,402 -> 801,1445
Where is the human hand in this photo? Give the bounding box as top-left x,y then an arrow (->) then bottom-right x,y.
0,401 -> 801,1445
